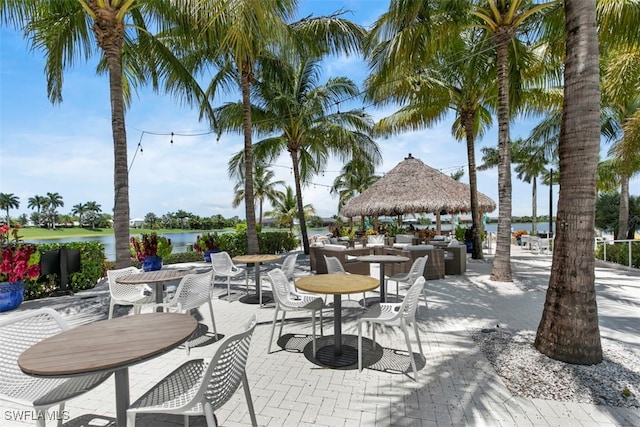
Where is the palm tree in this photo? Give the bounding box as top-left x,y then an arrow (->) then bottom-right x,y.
534,0 -> 603,365
223,53 -> 380,254
480,140 -> 552,235
331,159 -> 380,211
42,192 -> 64,229
230,161 -> 284,228
0,193 -> 20,225
71,203 -> 87,227
85,201 -> 102,229
167,1 -> 366,256
266,186 -> 314,232
470,0 -> 557,281
366,20 -> 497,260
0,1 -> 201,267
27,195 -> 46,217
331,159 -> 380,232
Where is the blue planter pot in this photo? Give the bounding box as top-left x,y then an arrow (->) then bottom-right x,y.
203,249 -> 221,263
464,241 -> 473,254
142,256 -> 163,272
0,280 -> 25,312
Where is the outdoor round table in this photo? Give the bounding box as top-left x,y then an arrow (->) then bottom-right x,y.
116,268 -> 196,311
233,254 -> 282,304
19,313 -> 197,427
295,274 -> 379,367
355,255 -> 409,303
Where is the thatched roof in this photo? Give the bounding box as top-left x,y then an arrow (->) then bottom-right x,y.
340,154 -> 496,217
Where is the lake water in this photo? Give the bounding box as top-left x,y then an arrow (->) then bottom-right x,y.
25,223 -> 550,261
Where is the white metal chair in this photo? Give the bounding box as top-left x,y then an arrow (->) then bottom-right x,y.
211,251 -> 245,300
324,255 -> 367,304
357,277 -> 425,381
127,314 -> 259,427
0,308 -> 112,427
385,255 -> 428,301
266,268 -> 324,355
106,266 -> 156,319
157,272 -> 217,354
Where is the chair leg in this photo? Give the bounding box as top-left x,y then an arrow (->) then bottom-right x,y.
204,402 -> 216,427
278,311 -> 286,340
185,414 -> 191,427
268,306 -> 279,353
357,320 -> 364,371
242,372 -> 258,427
311,310 -> 317,355
108,300 -> 115,319
126,412 -> 137,427
402,321 -> 418,381
413,321 -> 424,358
208,300 -> 217,338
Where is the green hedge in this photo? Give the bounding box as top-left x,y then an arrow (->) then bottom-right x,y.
595,241 -> 640,268
26,230 -> 299,300
28,241 -> 107,300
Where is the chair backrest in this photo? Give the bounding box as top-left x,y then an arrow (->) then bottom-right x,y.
399,277 -> 425,322
168,271 -> 213,311
266,268 -> 294,306
408,255 -> 428,281
324,256 -> 346,274
199,313 -> 258,411
0,308 -> 68,392
211,251 -> 235,275
106,266 -> 142,299
281,253 -> 298,280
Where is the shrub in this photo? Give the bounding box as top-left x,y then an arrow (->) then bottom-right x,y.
595,241 -> 640,268
29,241 -> 106,300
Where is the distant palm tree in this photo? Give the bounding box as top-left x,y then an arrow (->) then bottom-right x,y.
71,203 -> 87,227
331,159 -> 380,231
231,161 -> 284,228
0,193 -> 20,225
266,186 -> 314,232
85,201 -> 102,229
44,192 -> 64,229
27,195 -> 46,217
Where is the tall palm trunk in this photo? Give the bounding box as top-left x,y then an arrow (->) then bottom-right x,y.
618,175 -> 630,239
463,112 -> 484,260
490,35 -> 513,282
532,177 -> 538,234
241,66 -> 259,255
290,149 -> 310,254
92,10 -> 130,268
535,0 -> 602,364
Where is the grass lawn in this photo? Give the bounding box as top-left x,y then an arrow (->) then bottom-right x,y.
17,227 -> 220,240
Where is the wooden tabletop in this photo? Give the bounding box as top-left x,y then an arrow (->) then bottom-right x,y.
233,254 -> 282,264
116,269 -> 194,284
296,274 -> 379,295
19,313 -> 197,376
355,255 -> 410,263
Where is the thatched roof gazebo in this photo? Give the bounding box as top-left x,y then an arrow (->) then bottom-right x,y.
340,154 -> 496,232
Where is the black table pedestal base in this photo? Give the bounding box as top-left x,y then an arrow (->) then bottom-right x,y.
240,294 -> 273,305
315,344 -> 358,367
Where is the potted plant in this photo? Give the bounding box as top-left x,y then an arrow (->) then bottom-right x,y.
513,230 -> 528,246
130,233 -> 172,271
0,225 -> 40,312
194,232 -> 221,262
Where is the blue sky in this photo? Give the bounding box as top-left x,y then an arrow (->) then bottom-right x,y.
1,0 -> 636,226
